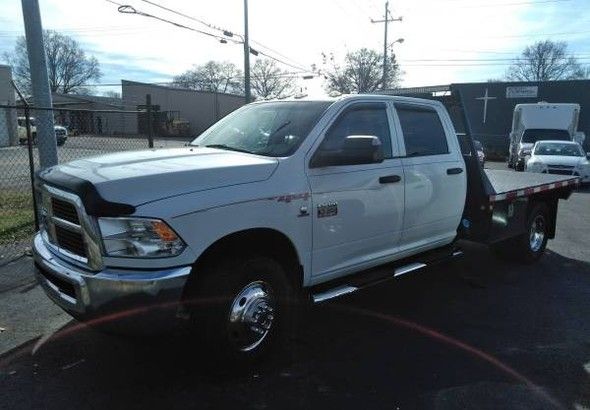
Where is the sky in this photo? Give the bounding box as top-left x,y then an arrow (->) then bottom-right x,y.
1,0 -> 590,97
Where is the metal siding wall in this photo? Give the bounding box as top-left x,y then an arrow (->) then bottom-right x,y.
0,65 -> 17,146
122,81 -> 245,137
453,80 -> 590,154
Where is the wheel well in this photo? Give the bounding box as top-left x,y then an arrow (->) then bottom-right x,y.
190,228 -> 303,288
528,196 -> 557,239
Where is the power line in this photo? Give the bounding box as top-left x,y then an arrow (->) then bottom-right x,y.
78,71 -> 314,87
419,0 -> 571,7
139,0 -> 227,33
401,56 -> 590,62
133,0 -> 310,71
114,4 -> 240,43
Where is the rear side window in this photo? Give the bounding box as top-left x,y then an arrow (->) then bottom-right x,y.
322,103 -> 393,159
396,104 -> 449,157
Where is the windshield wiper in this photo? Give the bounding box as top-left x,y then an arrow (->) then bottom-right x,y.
203,144 -> 254,154
268,121 -> 292,139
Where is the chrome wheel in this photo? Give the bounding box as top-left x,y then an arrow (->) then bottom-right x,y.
529,214 -> 546,252
227,281 -> 275,352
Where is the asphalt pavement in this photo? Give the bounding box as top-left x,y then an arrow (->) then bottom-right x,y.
1,162 -> 589,410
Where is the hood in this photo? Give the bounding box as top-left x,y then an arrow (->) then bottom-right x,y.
534,155 -> 588,167
40,147 -> 279,207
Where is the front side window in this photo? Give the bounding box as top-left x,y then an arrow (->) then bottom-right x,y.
535,142 -> 583,157
320,103 -> 393,158
191,101 -> 332,157
396,104 -> 449,157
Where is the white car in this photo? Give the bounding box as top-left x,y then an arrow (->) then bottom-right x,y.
526,140 -> 590,183
17,117 -> 68,146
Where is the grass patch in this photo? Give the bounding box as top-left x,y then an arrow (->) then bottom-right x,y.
0,190 -> 35,246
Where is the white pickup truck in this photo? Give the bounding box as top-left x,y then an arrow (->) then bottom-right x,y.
33,95 -> 579,360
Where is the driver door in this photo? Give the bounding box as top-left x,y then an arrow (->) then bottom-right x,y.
306,101 -> 405,281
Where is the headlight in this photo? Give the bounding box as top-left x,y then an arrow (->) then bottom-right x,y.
98,217 -> 185,258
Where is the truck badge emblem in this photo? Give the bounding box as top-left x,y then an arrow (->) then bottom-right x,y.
317,202 -> 338,218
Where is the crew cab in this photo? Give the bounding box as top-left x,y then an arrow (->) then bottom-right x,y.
33,95 -> 579,360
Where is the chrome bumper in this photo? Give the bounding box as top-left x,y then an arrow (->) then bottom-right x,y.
33,233 -> 192,324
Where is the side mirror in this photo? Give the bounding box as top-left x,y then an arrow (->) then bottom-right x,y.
311,135 -> 384,168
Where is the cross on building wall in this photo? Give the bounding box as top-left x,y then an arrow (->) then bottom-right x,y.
476,88 -> 497,124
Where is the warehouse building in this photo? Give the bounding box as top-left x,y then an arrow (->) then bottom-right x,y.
0,65 -> 17,147
122,80 -> 245,138
385,80 -> 590,158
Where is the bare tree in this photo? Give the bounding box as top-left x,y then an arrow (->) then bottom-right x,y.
2,30 -> 101,94
506,40 -> 585,81
103,90 -> 121,99
173,61 -> 243,94
250,59 -> 295,99
321,48 -> 401,94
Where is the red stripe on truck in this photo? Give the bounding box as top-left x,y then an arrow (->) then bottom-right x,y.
488,177 -> 579,203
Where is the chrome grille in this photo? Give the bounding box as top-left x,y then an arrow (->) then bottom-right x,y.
51,197 -> 79,224
547,164 -> 574,170
39,185 -> 104,271
54,225 -> 87,258
547,169 -> 575,176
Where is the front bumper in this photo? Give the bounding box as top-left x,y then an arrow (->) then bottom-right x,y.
33,233 -> 192,327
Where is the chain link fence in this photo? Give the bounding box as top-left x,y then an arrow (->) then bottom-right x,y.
0,102 -> 188,267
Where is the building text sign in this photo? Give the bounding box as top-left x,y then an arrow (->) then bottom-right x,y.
506,86 -> 538,99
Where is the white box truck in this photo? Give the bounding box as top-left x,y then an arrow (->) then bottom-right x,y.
508,102 -> 585,171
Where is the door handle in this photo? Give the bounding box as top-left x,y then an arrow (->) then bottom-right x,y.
447,168 -> 464,175
379,175 -> 402,184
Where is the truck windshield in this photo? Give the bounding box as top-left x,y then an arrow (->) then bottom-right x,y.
190,101 -> 332,157
535,142 -> 584,157
522,129 -> 570,143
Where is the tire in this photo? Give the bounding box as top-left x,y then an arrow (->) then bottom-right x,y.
492,203 -> 549,264
185,254 -> 298,363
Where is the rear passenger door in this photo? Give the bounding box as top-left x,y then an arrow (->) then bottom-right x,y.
393,103 -> 466,250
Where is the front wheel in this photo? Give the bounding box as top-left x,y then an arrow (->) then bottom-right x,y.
185,255 -> 298,362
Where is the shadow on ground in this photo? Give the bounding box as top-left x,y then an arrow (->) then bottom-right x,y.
2,242 -> 590,409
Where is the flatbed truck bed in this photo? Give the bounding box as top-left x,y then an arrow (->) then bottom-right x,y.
483,169 -> 579,202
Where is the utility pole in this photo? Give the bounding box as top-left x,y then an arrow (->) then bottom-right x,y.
243,0 -> 251,103
21,0 -> 57,169
371,1 -> 402,89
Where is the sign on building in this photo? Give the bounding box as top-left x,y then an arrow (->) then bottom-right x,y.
506,86 -> 538,99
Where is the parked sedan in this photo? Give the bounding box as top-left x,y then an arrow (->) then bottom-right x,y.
525,140 -> 590,183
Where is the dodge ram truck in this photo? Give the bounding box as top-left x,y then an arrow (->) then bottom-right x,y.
33,95 -> 579,359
